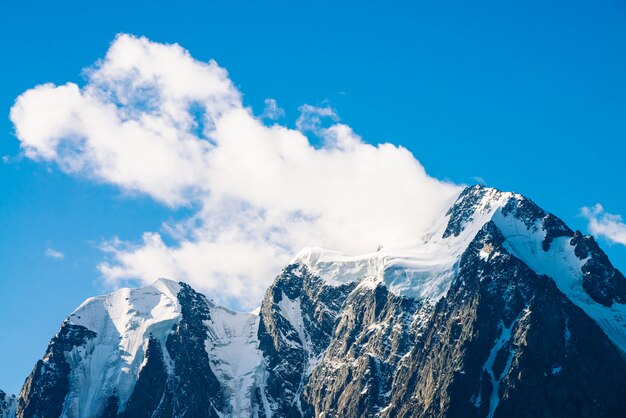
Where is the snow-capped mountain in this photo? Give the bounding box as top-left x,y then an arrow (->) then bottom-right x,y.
13,185 -> 626,417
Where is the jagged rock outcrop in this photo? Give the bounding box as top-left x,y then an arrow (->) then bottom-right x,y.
17,324 -> 96,418
256,264 -> 357,416
0,390 -> 16,418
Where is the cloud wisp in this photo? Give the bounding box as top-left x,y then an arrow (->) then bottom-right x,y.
581,204 -> 626,247
11,34 -> 461,309
261,98 -> 285,121
45,248 -> 65,260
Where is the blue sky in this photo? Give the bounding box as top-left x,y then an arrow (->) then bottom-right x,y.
1,0 -> 626,394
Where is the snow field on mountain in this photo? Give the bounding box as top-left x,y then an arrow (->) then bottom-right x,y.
292,188 -> 513,302
204,306 -> 263,417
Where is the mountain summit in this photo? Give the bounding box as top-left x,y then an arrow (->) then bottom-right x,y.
11,185 -> 626,417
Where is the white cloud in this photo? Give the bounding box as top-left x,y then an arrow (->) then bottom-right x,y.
11,34 -> 461,309
295,104 -> 339,134
581,204 -> 626,246
261,98 -> 285,120
45,248 -> 65,259
10,34 -> 239,207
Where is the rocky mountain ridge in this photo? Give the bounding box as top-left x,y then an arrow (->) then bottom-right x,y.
8,185 -> 626,417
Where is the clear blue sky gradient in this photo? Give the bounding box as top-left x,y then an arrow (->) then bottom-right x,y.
1,0 -> 625,394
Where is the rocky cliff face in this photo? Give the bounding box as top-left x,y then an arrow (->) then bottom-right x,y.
255,264 -> 357,416
11,185 -> 626,417
0,391 -> 16,418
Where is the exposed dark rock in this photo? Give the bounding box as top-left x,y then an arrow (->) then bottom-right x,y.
444,185 -> 575,254
302,283 -> 425,417
123,338 -> 168,418
0,390 -> 16,418
17,324 -> 96,418
501,195 -> 544,231
499,194 -> 575,252
257,263 -> 356,417
540,214 -> 574,251
157,282 -> 225,418
101,394 -> 119,418
120,282 -> 226,418
571,231 -> 626,306
443,185 -> 491,238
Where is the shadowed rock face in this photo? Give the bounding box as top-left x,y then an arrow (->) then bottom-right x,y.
121,282 -> 226,418
570,231 -> 626,307
256,263 -> 357,417
123,338 -> 168,418
12,185 -> 626,418
0,390 -> 16,418
116,284 -> 224,418
17,324 -> 96,418
157,282 -> 225,418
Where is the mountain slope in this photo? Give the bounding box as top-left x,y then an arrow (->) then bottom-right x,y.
0,391 -> 16,418
12,185 -> 626,418
387,222 -> 626,417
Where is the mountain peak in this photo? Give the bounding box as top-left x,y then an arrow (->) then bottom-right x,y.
68,278 -> 181,330
443,184 -> 514,239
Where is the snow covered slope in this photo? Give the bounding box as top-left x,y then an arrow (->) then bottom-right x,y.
291,186 -> 511,300
292,185 -> 626,353
204,306 -> 264,416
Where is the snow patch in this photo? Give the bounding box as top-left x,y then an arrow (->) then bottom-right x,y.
276,292 -> 319,414
204,307 -> 263,417
481,318 -> 519,418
